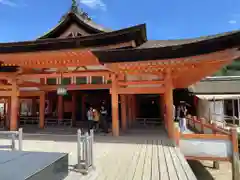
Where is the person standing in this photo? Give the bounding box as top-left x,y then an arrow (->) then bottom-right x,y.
100,106 -> 108,134
87,107 -> 94,133
93,109 -> 100,132
178,103 -> 187,132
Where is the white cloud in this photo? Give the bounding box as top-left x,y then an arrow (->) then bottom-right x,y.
80,0 -> 107,11
228,20 -> 237,24
0,0 -> 17,7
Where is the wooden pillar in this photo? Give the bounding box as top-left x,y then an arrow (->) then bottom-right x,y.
72,91 -> 76,126
32,98 -> 37,116
132,95 -> 136,122
160,95 -> 167,129
111,74 -> 119,136
58,95 -> 63,121
127,95 -> 132,127
164,69 -> 174,139
10,79 -> 19,131
39,93 -> 45,129
81,95 -> 85,120
6,97 -> 11,129
120,95 -> 127,131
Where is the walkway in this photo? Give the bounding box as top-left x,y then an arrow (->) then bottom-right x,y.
0,127 -> 196,180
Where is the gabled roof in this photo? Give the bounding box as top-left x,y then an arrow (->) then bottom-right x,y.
0,24 -> 146,53
39,11 -> 111,39
93,30 -> 240,62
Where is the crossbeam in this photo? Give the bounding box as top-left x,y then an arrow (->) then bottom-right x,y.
110,87 -> 165,94
18,70 -> 111,80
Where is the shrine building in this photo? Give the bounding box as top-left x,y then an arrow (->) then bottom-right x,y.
0,2 -> 239,140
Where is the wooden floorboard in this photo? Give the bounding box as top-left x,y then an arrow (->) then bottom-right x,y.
22,127 -> 197,180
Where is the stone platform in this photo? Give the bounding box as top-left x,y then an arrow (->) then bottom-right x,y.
0,150 -> 68,180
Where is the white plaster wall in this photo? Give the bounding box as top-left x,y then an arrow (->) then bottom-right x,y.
197,99 -> 224,122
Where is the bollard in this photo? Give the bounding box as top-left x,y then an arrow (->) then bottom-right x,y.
77,129 -> 81,169
90,129 -> 94,169
11,134 -> 16,150
76,129 -> 95,174
18,128 -> 23,151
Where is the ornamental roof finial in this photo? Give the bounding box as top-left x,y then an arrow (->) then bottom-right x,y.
71,0 -> 79,13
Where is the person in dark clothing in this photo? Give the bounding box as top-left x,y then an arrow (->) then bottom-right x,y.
178,102 -> 187,132
100,106 -> 108,134
87,107 -> 94,133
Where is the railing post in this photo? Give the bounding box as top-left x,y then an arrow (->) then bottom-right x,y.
18,128 -> 23,151
84,132 -> 88,170
90,129 -> 94,169
77,129 -> 81,169
211,122 -> 220,169
11,133 -> 16,151
174,122 -> 180,146
231,128 -> 240,180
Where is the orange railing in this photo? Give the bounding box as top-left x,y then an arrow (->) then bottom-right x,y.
174,116 -> 240,180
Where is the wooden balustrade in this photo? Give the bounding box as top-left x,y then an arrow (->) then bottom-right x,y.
174,116 -> 240,180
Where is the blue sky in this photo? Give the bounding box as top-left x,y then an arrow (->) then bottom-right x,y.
0,0 -> 239,42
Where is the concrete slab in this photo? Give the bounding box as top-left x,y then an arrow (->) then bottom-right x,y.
0,150 -> 68,180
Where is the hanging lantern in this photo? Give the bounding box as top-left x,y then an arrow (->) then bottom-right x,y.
57,86 -> 67,96
57,72 -> 68,96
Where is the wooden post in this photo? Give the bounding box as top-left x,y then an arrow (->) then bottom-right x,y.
81,95 -> 85,121
174,122 -> 180,146
72,91 -> 76,126
6,97 -> 11,129
120,95 -> 127,131
127,95 -> 132,128
10,79 -> 19,131
160,95 -> 166,129
39,93 -> 45,129
111,74 -> 119,136
164,69 -> 174,139
32,98 -> 37,116
231,128 -> 240,180
212,122 -> 220,169
58,95 -> 63,121
132,95 -> 136,123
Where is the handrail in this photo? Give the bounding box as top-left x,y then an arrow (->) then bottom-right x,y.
186,116 -> 230,135
174,123 -> 240,180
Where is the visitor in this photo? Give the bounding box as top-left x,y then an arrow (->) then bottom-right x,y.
178,102 -> 187,132
100,106 -> 108,134
87,107 -> 94,133
93,108 -> 100,132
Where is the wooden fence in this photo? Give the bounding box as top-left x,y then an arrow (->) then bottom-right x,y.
174,116 -> 240,180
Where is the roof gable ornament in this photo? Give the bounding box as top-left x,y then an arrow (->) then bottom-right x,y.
70,0 -> 91,20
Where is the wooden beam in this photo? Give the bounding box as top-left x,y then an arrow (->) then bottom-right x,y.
41,84 -> 111,91
113,87 -> 165,94
118,80 -> 164,86
20,91 -> 44,97
18,70 -> 111,80
0,91 -> 12,97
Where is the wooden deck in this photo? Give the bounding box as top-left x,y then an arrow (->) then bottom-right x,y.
67,128 -> 197,180
0,127 -> 197,180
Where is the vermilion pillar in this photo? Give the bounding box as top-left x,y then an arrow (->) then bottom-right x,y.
6,97 -> 11,129
58,95 -> 63,121
127,95 -> 132,127
160,95 -> 166,129
10,80 -> 19,131
72,91 -> 76,126
111,74 -> 119,136
132,95 -> 136,122
39,93 -> 45,129
164,69 -> 174,139
120,95 -> 127,131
